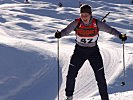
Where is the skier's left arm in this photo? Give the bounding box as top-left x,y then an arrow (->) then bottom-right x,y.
97,19 -> 121,37
97,19 -> 127,41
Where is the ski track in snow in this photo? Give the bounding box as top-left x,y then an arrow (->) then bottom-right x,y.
0,0 -> 133,100
58,42 -> 133,100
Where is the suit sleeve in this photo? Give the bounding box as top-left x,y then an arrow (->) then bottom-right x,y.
60,20 -> 78,37
97,19 -> 121,37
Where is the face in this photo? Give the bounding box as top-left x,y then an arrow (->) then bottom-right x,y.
80,13 -> 91,24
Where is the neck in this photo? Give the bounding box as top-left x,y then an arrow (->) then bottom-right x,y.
83,16 -> 93,25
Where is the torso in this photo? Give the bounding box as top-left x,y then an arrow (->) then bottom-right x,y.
75,18 -> 99,47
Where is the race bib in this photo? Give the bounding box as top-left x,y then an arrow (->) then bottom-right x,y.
76,35 -> 99,44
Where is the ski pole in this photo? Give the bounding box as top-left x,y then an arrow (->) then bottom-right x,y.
101,12 -> 110,22
121,34 -> 126,86
57,38 -> 60,100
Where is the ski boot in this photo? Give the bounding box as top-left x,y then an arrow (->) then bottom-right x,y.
66,96 -> 73,100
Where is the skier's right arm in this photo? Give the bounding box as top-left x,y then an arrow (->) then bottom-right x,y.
55,20 -> 78,38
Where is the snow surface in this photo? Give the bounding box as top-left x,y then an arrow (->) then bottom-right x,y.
0,0 -> 133,100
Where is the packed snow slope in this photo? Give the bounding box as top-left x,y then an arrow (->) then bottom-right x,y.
0,0 -> 133,100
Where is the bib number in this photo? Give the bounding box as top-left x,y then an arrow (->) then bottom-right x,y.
76,35 -> 98,44
81,38 -> 93,43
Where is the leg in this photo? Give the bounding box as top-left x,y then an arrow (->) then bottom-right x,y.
88,51 -> 109,100
65,50 -> 87,97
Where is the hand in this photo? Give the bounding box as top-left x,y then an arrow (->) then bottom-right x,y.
119,34 -> 127,41
55,31 -> 61,38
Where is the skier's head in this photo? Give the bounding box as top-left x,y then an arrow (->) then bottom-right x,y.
80,4 -> 92,14
80,4 -> 92,24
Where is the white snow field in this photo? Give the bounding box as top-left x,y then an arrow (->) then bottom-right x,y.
0,0 -> 133,100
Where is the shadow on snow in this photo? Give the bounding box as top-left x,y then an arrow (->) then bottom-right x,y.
108,64 -> 133,94
0,44 -> 62,100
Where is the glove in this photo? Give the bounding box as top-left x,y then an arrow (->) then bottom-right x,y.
55,31 -> 61,38
119,34 -> 127,41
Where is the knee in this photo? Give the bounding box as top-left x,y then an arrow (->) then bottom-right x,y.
67,64 -> 79,79
95,69 -> 106,82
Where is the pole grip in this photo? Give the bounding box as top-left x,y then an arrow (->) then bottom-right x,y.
122,34 -> 125,38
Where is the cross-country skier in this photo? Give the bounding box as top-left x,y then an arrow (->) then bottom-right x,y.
24,0 -> 30,3
58,2 -> 63,7
55,4 -> 127,100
